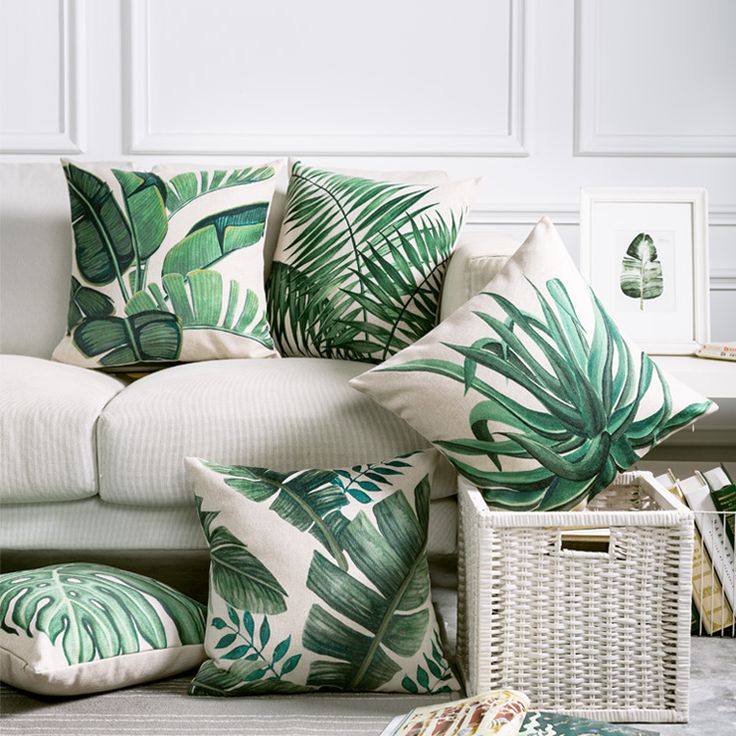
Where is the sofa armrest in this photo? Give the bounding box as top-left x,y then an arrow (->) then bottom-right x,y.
440,233 -> 520,319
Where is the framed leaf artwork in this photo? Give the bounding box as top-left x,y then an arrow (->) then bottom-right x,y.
580,188 -> 709,354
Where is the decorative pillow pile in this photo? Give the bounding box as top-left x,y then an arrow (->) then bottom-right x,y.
0,563 -> 206,695
350,217 -> 716,511
185,449 -> 459,695
53,161 -> 282,369
267,161 -> 477,362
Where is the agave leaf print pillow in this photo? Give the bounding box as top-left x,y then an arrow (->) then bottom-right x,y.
350,218 -> 716,512
185,449 -> 459,695
267,161 -> 477,362
52,160 -> 282,369
0,563 -> 206,695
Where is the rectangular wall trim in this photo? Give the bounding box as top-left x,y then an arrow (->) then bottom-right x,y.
126,0 -> 529,157
0,0 -> 85,154
574,0 -> 736,157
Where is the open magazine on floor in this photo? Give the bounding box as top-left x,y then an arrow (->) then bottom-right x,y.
379,690 -> 658,736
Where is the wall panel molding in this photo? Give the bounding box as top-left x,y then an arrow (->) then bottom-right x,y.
126,0 -> 529,157
574,0 -> 736,157
711,270 -> 736,291
0,0 -> 86,154
469,203 -> 736,228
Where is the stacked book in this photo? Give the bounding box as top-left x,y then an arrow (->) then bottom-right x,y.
380,690 -> 658,735
656,465 -> 736,636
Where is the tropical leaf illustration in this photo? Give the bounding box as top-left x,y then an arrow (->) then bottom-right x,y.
0,563 -> 205,665
400,631 -> 455,694
267,163 -> 461,361
208,526 -> 288,615
162,203 -> 269,277
165,166 -> 276,216
64,163 -> 134,301
189,658 -> 308,696
125,270 -> 273,347
204,464 -> 350,570
381,279 -> 713,511
620,232 -> 664,310
333,456 -> 414,503
302,478 -> 432,691
113,170 -> 168,292
341,213 -> 462,360
67,275 -> 115,333
73,311 -> 182,365
194,496 -> 287,615
189,605 -> 307,695
266,260 -> 333,357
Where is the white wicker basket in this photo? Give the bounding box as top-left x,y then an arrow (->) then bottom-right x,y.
457,471 -> 693,723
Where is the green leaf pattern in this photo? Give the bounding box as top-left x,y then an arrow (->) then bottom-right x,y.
189,452 -> 456,695
61,162 -> 277,367
619,232 -> 664,310
0,563 -> 206,666
381,278 -> 713,511
267,162 -> 467,362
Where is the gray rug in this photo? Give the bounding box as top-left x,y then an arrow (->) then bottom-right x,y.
2,639 -> 734,735
0,680 -> 453,735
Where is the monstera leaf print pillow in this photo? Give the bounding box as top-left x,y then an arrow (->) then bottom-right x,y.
185,449 -> 459,695
351,217 -> 716,512
52,160 -> 281,369
0,563 -> 206,695
267,161 -> 477,362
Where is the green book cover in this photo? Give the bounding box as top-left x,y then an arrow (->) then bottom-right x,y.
705,464 -> 736,549
519,712 -> 658,735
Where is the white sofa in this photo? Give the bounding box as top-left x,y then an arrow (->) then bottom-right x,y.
0,163 -> 519,593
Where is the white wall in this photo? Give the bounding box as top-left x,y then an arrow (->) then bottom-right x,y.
1,0 -> 735,340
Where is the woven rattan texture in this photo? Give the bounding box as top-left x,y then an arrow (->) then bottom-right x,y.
458,473 -> 693,723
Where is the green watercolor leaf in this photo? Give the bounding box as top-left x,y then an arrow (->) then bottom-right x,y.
302,479 -> 433,691
620,232 -> 664,310
67,276 -> 115,333
72,311 -> 182,366
0,563 -> 205,666
162,203 -> 269,277
64,163 -> 134,296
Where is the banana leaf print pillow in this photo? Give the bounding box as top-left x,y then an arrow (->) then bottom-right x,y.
350,217 -> 716,512
0,563 -> 206,695
185,449 -> 459,695
52,160 -> 282,369
267,161 -> 477,362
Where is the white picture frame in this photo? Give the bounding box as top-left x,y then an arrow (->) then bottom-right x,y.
580,187 -> 710,355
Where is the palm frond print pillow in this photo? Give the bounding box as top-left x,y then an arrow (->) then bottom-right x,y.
185,450 -> 459,695
53,161 -> 281,369
267,162 -> 477,362
350,218 -> 716,512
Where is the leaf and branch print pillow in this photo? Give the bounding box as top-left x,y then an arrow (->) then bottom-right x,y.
351,218 -> 716,512
185,449 -> 459,695
52,161 -> 282,369
267,162 -> 477,362
0,563 -> 206,695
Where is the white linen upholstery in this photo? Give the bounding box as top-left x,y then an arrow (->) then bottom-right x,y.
97,357 -> 457,506
0,496 -> 457,555
439,233 -> 519,319
0,355 -> 126,502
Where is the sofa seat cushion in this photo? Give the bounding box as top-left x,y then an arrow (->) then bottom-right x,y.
0,497 -> 457,557
0,355 -> 126,502
97,358 -> 448,506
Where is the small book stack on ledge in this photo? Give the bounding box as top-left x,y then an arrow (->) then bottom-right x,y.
695,342 -> 736,362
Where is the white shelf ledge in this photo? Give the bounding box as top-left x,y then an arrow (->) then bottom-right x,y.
652,356 -> 736,400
